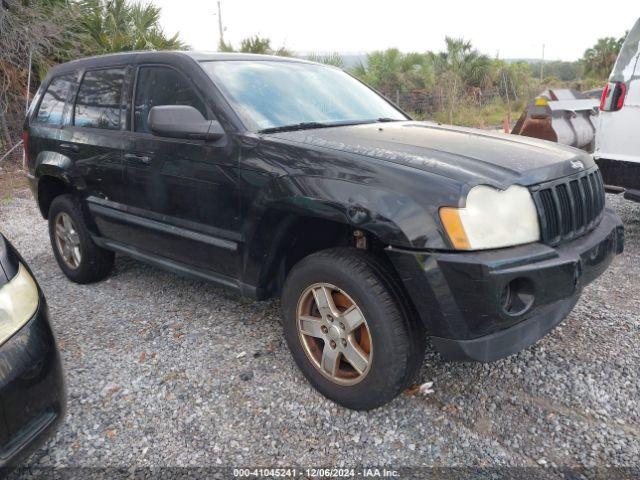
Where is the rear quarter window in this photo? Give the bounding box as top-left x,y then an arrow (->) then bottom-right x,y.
74,68 -> 126,130
34,74 -> 77,126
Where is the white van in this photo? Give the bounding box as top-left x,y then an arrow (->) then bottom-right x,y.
595,18 -> 640,201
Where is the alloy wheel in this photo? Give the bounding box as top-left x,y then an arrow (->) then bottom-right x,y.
296,283 -> 373,385
54,212 -> 82,269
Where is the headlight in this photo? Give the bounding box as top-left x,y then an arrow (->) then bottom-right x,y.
439,185 -> 540,250
0,264 -> 39,346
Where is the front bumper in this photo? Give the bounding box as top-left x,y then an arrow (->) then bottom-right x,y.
386,208 -> 624,362
0,298 -> 66,468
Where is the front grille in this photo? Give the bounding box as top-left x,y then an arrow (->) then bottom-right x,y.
531,168 -> 605,245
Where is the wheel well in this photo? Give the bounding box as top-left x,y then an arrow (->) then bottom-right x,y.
264,216 -> 390,298
37,176 -> 72,219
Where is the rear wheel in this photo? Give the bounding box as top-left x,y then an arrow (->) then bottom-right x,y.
48,195 -> 114,283
282,248 -> 425,410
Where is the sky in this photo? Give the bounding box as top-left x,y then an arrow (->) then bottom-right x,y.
154,0 -> 639,62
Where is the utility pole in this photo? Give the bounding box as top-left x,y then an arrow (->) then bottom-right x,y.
540,44 -> 545,81
217,1 -> 225,50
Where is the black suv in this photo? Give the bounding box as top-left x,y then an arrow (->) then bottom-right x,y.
24,52 -> 624,410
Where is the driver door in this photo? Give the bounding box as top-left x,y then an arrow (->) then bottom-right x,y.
121,64 -> 241,278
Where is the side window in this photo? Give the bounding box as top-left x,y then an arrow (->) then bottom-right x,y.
134,66 -> 208,133
74,68 -> 126,130
34,74 -> 77,126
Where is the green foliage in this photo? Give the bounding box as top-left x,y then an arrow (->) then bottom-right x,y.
307,52 -> 344,68
581,35 -> 626,80
430,37 -> 492,88
221,35 -> 291,56
428,97 -> 527,128
218,39 -> 234,52
528,61 -> 581,82
353,48 -> 434,93
74,0 -> 186,56
239,35 -> 271,54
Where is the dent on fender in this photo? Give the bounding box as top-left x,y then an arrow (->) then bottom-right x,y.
35,151 -> 73,180
35,151 -> 89,192
253,141 -> 459,249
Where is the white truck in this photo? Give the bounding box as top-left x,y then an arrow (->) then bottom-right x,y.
595,18 -> 640,202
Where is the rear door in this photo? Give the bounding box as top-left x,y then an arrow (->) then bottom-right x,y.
120,64 -> 241,278
63,66 -> 132,240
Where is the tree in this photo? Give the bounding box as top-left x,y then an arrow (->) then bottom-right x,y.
0,0 -> 184,156
581,36 -> 626,79
430,37 -> 492,88
239,35 -> 271,54
221,35 -> 291,56
1,0 -> 76,148
352,48 -> 434,95
75,0 -> 186,55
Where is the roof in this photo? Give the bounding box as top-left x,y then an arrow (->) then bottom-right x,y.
47,51 -> 315,75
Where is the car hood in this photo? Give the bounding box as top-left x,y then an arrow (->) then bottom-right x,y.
270,121 -> 595,187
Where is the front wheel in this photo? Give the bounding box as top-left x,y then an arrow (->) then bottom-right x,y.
281,248 -> 425,410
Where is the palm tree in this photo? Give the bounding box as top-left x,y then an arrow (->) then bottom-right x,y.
76,0 -> 185,55
582,36 -> 625,79
353,48 -> 434,96
431,37 -> 491,88
239,35 -> 271,54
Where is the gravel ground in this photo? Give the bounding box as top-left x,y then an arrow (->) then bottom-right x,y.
0,187 -> 638,471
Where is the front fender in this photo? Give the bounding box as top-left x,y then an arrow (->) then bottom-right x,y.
281,175 -> 443,247
241,173 -> 454,294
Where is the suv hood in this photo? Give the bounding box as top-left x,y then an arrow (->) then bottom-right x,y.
270,121 -> 595,187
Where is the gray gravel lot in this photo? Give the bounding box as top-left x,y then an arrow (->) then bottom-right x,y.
0,187 -> 638,469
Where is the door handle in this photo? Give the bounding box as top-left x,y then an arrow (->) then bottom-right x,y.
124,153 -> 152,165
59,143 -> 79,153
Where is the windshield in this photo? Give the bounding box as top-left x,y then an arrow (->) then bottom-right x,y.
201,60 -> 407,131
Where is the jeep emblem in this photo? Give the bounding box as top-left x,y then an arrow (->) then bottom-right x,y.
570,160 -> 584,170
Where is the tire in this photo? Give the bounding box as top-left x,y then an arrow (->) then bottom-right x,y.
281,247 -> 425,410
48,194 -> 114,284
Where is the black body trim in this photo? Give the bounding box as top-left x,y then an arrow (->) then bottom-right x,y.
87,198 -> 239,251
596,157 -> 640,201
92,236 -> 257,297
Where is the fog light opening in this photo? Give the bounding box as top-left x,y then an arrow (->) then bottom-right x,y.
500,278 -> 534,316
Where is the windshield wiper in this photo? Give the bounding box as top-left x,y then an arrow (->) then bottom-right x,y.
258,122 -> 331,134
258,118 -> 404,134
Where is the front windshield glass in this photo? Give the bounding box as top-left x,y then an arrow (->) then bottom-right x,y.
201,60 -> 407,131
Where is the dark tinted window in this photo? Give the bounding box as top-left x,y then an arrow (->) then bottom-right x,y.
134,66 -> 208,133
34,74 -> 77,126
74,68 -> 125,130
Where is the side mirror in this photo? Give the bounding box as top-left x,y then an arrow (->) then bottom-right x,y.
148,105 -> 225,141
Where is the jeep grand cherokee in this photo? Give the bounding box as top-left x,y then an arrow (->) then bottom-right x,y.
23,52 -> 624,410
